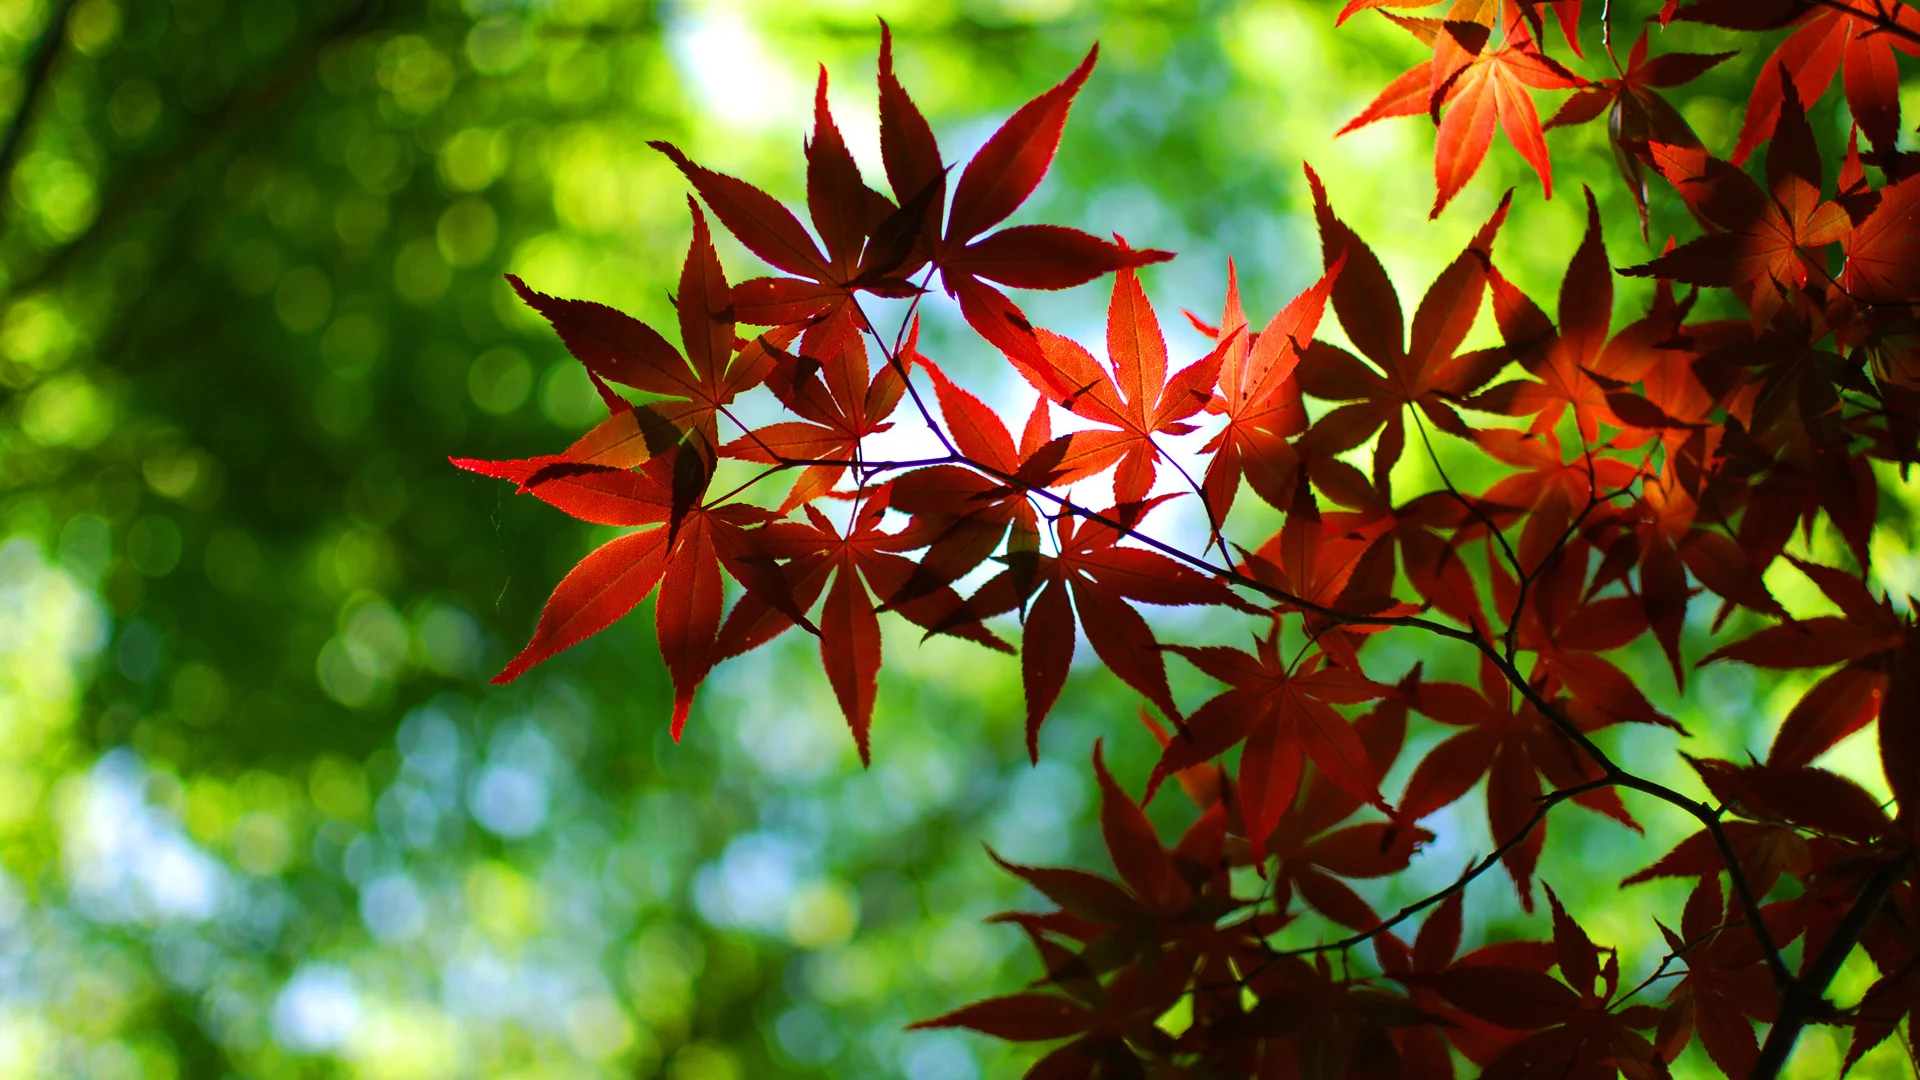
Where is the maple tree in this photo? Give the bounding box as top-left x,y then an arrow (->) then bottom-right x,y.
452,2 -> 1920,1076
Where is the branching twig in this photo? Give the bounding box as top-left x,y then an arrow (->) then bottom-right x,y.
1752,854 -> 1913,1080
1808,0 -> 1920,48
1275,777 -> 1614,958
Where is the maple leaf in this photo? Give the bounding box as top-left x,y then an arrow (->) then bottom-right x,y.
1621,79 -> 1850,327
1153,635 -> 1394,865
1479,189 -> 1662,444
1193,257 -> 1341,537
1688,754 -> 1893,844
1472,430 -> 1641,526
1378,891 -> 1562,1072
507,199 -> 777,477
1494,519 -> 1683,732
1543,32 -> 1735,235
1339,6 -> 1583,216
1297,164 -> 1513,491
1472,218 -> 1735,686
964,500 -> 1254,758
1427,19 -> 1585,216
1239,483 -> 1413,670
720,316 -> 914,511
1268,694 -> 1435,930
1226,956 -> 1446,1080
1840,171 -> 1920,304
918,743 -> 1236,1067
1405,887 -> 1670,1079
657,32 -> 1169,373
1651,875 -> 1784,1079
886,368 -> 1101,605
1005,250 -> 1230,505
1401,654 -> 1637,906
711,485 -> 1009,762
1619,466 -> 1793,686
650,80 -> 908,361
452,452 -> 783,738
875,35 -> 1174,369
1704,385 -> 1884,570
1676,0 -> 1920,163
1337,487 -> 1493,635
1702,559 -> 1911,770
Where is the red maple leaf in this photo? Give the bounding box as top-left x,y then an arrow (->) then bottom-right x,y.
721,318 -> 914,510
886,363 -> 1102,603
1544,31 -> 1735,234
875,34 -> 1175,368
1703,558 -> 1911,769
1676,0 -> 1920,162
507,199 -> 779,472
1377,891 -> 1561,1075
1010,253 -> 1232,505
1269,694 -> 1435,930
915,742 -> 1236,1071
1193,257 -> 1341,540
451,453 -> 783,738
1153,635 -> 1394,864
1239,484 -> 1413,671
1404,887 -> 1669,1079
1497,522 -> 1683,731
1841,171 -> 1920,304
713,485 -> 1007,762
965,499 -> 1255,757
1479,189 -> 1713,446
1622,79 -> 1850,327
1427,18 -> 1585,216
1339,6 -> 1584,216
1297,165 -> 1512,490
1652,875 -> 1783,1078
651,73 -> 909,360
1401,654 -> 1638,905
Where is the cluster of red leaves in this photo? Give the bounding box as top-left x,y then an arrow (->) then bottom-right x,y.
455,3 -> 1920,1077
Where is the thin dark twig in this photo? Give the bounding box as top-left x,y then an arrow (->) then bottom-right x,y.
1615,911 -> 1762,1007
1409,409 -> 1524,587
1273,777 -> 1615,958
1147,432 -> 1227,557
1808,0 -> 1920,48
852,289 -> 956,459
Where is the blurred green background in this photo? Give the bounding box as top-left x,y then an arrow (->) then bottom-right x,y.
0,0 -> 1916,1076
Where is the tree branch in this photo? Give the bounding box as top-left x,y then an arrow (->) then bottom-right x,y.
1752,854 -> 1912,1080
